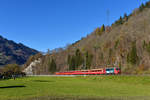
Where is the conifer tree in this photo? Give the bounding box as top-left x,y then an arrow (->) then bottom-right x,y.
95,24 -> 105,36
119,16 -> 123,24
49,58 -> 57,74
67,55 -> 71,65
67,49 -> 84,70
145,1 -> 150,8
85,51 -> 93,69
75,49 -> 83,69
139,3 -> 145,12
123,13 -> 128,22
127,41 -> 138,65
100,24 -> 105,32
114,16 -> 123,25
70,55 -> 76,70
68,55 -> 75,70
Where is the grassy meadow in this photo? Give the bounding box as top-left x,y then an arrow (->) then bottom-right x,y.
0,76 -> 150,100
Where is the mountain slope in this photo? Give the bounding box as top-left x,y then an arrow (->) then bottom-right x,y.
26,2 -> 150,74
0,35 -> 38,66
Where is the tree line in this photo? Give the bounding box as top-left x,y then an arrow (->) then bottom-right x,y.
67,49 -> 93,70
0,64 -> 25,80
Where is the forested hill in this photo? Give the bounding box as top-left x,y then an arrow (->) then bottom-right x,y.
26,2 -> 150,75
0,35 -> 38,66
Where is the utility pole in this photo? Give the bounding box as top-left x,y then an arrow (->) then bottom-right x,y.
107,9 -> 110,26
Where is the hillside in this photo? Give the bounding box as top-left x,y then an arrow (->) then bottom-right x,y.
0,35 -> 38,66
25,2 -> 150,75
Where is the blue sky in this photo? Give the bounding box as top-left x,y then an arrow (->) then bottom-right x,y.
0,0 -> 149,52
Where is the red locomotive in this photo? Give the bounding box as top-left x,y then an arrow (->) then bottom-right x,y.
55,67 -> 121,75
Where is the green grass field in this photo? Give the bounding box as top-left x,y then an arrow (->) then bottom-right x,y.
0,76 -> 150,100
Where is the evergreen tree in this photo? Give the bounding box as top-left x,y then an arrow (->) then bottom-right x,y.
67,54 -> 71,66
85,51 -> 93,69
127,53 -> 130,64
145,1 -> 150,8
95,24 -> 105,36
119,16 -> 123,24
139,3 -> 145,12
67,54 -> 74,70
70,55 -> 76,70
127,41 -> 138,65
146,42 -> 150,54
49,58 -> 57,74
100,24 -> 105,32
115,16 -> 123,25
67,49 -> 84,70
123,13 -> 128,22
143,40 -> 146,49
75,49 -> 83,69
68,55 -> 77,70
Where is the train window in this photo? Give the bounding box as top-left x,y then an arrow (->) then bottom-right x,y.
106,69 -> 112,71
106,68 -> 114,71
116,68 -> 120,70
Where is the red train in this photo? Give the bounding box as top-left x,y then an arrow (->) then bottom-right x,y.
55,67 -> 121,75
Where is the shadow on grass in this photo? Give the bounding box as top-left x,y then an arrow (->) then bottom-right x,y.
32,80 -> 54,83
0,85 -> 26,89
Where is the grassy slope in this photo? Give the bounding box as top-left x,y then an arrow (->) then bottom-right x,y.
0,76 -> 150,100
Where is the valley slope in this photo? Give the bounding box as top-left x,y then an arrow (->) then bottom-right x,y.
0,35 -> 38,66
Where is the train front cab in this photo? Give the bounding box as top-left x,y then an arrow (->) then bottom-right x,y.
105,67 -> 121,75
106,68 -> 114,75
